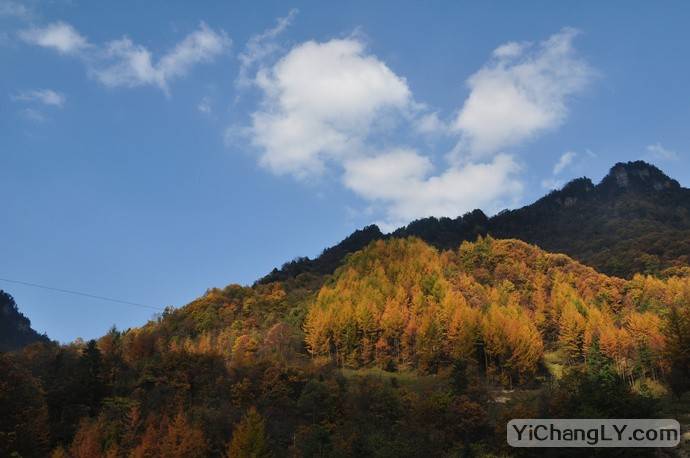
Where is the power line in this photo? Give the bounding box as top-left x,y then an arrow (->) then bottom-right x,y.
0,277 -> 164,311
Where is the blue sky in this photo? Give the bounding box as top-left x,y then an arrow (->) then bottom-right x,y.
2,1 -> 689,342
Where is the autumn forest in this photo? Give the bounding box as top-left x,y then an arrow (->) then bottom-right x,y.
2,162 -> 690,457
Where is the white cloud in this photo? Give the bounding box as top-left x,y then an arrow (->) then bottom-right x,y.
344,152 -> 522,230
12,88 -> 66,107
12,89 -> 65,123
0,1 -> 31,19
645,142 -> 678,162
541,178 -> 562,190
236,9 -> 298,87
93,22 -> 230,93
553,151 -> 576,174
541,150 -> 579,189
452,28 -> 592,160
250,38 -> 412,178
94,38 -> 158,86
19,107 -> 46,122
20,21 -> 229,94
19,21 -> 88,54
415,111 -> 450,135
492,41 -> 529,59
198,96 -> 212,114
343,149 -> 433,200
241,28 -> 591,228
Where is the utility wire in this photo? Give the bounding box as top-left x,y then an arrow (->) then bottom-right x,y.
0,277 -> 164,311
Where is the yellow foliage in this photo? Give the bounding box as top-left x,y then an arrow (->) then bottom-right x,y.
302,237 -> 678,384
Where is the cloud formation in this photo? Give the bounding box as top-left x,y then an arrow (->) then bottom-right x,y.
236,9 -> 298,87
12,88 -> 66,107
241,27 -> 592,228
20,107 -> 46,122
19,21 -> 88,54
20,21 -> 230,94
645,142 -> 679,162
198,96 -> 212,114
250,38 -> 412,177
553,151 -> 577,174
0,1 -> 31,19
344,152 -> 522,229
93,23 -> 230,93
12,88 -> 65,123
541,150 -> 583,189
452,28 -> 592,160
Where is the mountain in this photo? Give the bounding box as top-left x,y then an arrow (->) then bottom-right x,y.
3,160 -> 690,456
0,290 -> 49,352
5,236 -> 688,456
260,224 -> 384,284
488,161 -> 690,278
263,161 -> 690,281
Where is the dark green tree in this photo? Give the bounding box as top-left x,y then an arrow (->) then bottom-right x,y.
0,354 -> 50,457
78,339 -> 106,416
664,305 -> 690,397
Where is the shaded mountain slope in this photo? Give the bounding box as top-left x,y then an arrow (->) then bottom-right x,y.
488,161 -> 690,277
0,290 -> 49,352
262,161 -> 690,282
258,224 -> 384,284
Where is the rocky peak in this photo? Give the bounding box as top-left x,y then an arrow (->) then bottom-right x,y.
599,161 -> 680,193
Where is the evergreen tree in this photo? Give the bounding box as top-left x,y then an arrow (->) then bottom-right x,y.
227,407 -> 271,458
160,412 -> 208,458
0,353 -> 50,457
78,339 -> 106,416
664,305 -> 690,397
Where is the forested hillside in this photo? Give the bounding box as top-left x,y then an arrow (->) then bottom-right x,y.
2,237 -> 689,457
263,161 -> 690,282
0,290 -> 49,352
488,161 -> 690,278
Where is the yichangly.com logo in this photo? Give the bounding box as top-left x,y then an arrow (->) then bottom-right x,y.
507,419 -> 680,447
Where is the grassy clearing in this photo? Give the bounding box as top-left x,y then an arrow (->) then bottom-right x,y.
339,367 -> 450,394
542,350 -> 565,379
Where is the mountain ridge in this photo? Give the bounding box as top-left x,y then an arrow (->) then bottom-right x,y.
261,160 -> 690,282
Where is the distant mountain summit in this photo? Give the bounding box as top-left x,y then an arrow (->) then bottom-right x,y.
489,161 -> 690,277
262,161 -> 690,281
599,160 -> 681,193
0,290 -> 49,351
